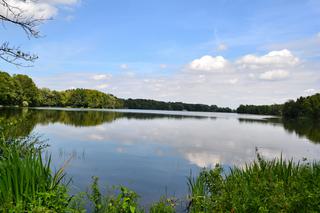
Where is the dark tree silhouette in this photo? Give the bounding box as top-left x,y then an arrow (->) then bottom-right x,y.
0,0 -> 44,66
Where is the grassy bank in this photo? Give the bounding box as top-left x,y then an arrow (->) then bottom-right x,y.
188,154 -> 320,212
0,136 -> 320,212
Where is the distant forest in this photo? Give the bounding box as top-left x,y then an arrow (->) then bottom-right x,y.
236,94 -> 320,120
0,71 -> 319,119
0,71 -> 232,113
123,98 -> 233,112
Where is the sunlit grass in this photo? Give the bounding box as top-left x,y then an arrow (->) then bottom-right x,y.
188,154 -> 320,212
0,136 -> 69,211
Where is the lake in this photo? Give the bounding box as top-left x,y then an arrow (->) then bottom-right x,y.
1,107 -> 320,207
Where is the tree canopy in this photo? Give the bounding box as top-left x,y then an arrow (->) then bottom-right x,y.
0,71 -> 122,108
236,94 -> 320,119
283,94 -> 320,119
123,98 -> 233,113
236,104 -> 283,116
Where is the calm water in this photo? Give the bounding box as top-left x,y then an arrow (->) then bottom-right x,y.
1,107 -> 320,206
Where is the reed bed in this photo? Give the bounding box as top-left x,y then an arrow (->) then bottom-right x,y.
188,154 -> 320,212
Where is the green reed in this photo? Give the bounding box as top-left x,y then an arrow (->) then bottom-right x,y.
188,154 -> 320,212
0,136 -> 69,211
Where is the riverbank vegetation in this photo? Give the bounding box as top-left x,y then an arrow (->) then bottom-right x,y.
188,154 -> 320,212
0,136 -> 70,211
1,134 -> 320,212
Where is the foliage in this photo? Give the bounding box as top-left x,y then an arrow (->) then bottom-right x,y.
0,71 -> 123,108
88,176 -> 143,213
0,71 -> 22,105
283,94 -> 320,119
188,155 -> 320,212
149,197 -> 176,213
123,98 -> 233,113
64,89 -> 122,109
0,136 -> 70,212
236,104 -> 283,115
13,74 -> 40,106
236,93 -> 320,119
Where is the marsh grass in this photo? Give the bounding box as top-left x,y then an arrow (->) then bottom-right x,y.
188,154 -> 320,212
0,135 -> 70,211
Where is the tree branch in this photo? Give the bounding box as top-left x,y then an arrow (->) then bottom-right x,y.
0,42 -> 38,66
0,0 -> 45,66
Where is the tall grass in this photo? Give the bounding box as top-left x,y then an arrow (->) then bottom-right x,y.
0,136 -> 69,211
188,154 -> 320,212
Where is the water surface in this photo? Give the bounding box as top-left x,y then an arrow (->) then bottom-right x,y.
1,107 -> 320,206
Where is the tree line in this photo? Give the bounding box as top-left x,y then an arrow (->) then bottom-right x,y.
282,94 -> 320,119
1,71 -> 319,118
236,94 -> 320,119
0,71 -> 122,108
0,71 -> 233,112
236,104 -> 283,116
122,98 -> 233,113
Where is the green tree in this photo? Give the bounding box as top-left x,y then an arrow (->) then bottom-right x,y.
0,71 -> 22,105
13,74 -> 39,106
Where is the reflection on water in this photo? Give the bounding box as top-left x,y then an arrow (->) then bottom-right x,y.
1,107 -> 319,143
1,107 -> 320,205
238,117 -> 320,143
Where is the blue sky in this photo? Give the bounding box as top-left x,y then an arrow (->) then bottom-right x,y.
1,0 -> 320,107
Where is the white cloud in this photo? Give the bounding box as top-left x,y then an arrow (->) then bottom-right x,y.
304,88 -> 316,94
0,0 -> 79,20
317,32 -> 320,38
120,64 -> 129,69
217,43 -> 228,51
92,74 -> 112,81
34,46 -> 319,108
248,73 -> 255,79
237,49 -> 299,69
160,64 -> 167,69
259,70 -> 289,81
96,84 -> 108,89
189,55 -> 228,72
228,78 -> 238,84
